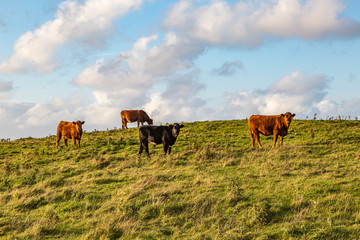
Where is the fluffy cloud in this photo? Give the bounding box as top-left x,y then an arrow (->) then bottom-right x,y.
316,98 -> 360,119
223,71 -> 331,118
144,32 -> 205,76
144,69 -> 208,123
0,0 -> 142,74
73,31 -> 209,125
0,102 -> 34,139
164,0 -> 360,47
20,97 -> 83,127
11,93 -> 120,138
0,30 -> 208,139
75,35 -> 158,91
2,69 -> 360,139
75,32 -> 206,111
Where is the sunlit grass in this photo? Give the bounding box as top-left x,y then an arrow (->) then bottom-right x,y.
1,120 -> 360,239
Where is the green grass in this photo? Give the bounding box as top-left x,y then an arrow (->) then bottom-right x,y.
1,119 -> 360,239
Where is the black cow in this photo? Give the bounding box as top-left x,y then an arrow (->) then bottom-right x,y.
139,123 -> 184,158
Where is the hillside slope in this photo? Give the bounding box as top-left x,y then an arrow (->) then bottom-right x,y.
1,120 -> 360,239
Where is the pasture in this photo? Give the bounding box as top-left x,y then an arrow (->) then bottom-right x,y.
0,119 -> 360,239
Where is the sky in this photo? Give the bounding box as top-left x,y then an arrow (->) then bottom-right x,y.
1,0 -> 360,139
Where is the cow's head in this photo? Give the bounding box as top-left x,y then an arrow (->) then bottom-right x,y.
73,121 -> 85,133
169,123 -> 184,138
148,118 -> 153,125
282,112 -> 296,127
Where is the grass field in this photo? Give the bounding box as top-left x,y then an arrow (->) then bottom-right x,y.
1,119 -> 360,239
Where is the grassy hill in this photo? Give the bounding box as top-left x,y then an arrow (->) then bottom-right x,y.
1,119 -> 360,239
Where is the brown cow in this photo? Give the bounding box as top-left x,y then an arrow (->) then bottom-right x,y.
249,112 -> 296,148
121,110 -> 153,129
56,120 -> 85,148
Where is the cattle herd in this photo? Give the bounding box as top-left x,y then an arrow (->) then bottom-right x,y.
56,110 -> 296,158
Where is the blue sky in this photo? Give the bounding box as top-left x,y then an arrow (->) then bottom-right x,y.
1,0 -> 360,139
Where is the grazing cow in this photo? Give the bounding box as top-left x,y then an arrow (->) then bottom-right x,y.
139,123 -> 184,158
249,112 -> 296,148
121,110 -> 153,129
56,121 -> 85,148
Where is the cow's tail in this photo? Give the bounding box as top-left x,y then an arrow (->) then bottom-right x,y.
120,111 -> 126,129
56,125 -> 62,148
249,122 -> 255,148
249,129 -> 254,141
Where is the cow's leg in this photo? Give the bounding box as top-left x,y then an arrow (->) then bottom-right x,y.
64,138 -> 69,147
72,137 -> 77,147
280,136 -> 284,146
163,143 -> 169,156
168,146 -> 172,155
254,131 -> 262,148
139,143 -> 144,156
143,141 -> 150,158
78,139 -> 81,147
273,133 -> 279,148
137,121 -> 140,128
139,140 -> 149,157
250,130 -> 255,148
122,117 -> 128,129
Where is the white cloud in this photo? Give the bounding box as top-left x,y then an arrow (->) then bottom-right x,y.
315,100 -> 339,115
71,32 -> 208,127
0,102 -> 35,139
143,69 -> 208,123
18,96 -> 84,127
2,69 -> 359,139
164,0 -> 360,47
144,92 -> 208,124
145,32 -> 205,76
315,98 -> 360,119
75,35 -> 159,91
74,35 -> 159,110
224,71 -> 331,118
74,30 -> 208,124
75,32 -> 206,109
0,0 -> 142,74
11,92 -> 120,138
268,71 -> 329,94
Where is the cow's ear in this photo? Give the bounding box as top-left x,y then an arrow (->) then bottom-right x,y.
179,124 -> 184,128
169,125 -> 173,128
292,113 -> 296,117
281,114 -> 285,117
72,122 -> 76,125
81,121 -> 85,125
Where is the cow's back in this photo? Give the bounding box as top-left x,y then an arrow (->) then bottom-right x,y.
249,115 -> 278,135
122,110 -> 151,122
58,121 -> 78,138
139,125 -> 167,145
57,121 -> 68,133
122,110 -> 139,122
